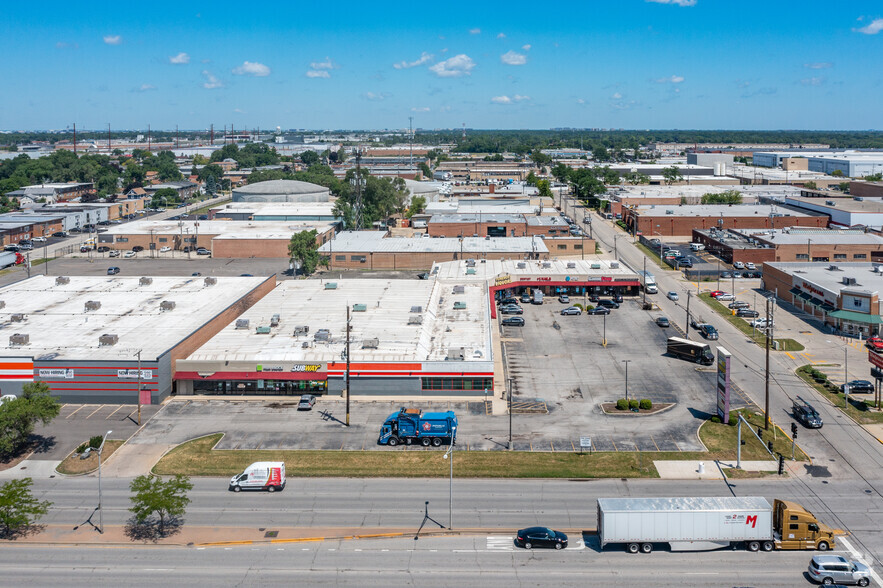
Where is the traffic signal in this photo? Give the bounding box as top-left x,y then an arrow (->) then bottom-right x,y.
778,454 -> 785,475
791,423 -> 798,438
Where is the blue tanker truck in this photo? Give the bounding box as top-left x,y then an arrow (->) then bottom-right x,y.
378,408 -> 458,447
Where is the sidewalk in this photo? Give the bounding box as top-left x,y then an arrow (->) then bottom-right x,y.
100,443 -> 176,477
654,460 -> 781,480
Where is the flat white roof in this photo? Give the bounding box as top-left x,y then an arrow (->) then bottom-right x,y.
736,228 -> 883,246
431,258 -> 638,283
106,219 -> 336,237
211,202 -> 338,217
319,231 -> 550,254
767,262 -> 883,294
185,278 -> 490,364
0,275 -> 270,360
633,204 -> 813,218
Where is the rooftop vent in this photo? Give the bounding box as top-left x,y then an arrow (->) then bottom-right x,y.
453,301 -> 467,310
843,277 -> 857,286
55,276 -> 70,285
453,285 -> 465,294
139,277 -> 153,286
99,333 -> 118,346
542,261 -> 552,269
610,261 -> 620,269
566,262 -> 576,269
446,347 -> 465,361
314,329 -> 331,342
828,265 -> 840,271
160,301 -> 176,311
516,262 -> 526,269
362,338 -> 379,349
466,258 -> 476,267
235,319 -> 250,329
325,282 -> 338,290
293,325 -> 309,336
665,210 -> 674,215
466,268 -> 476,275
10,313 -> 25,322
270,314 -> 280,327
825,201 -> 835,206
352,303 -> 367,312
9,333 -> 29,346
204,277 -> 217,286
590,263 -> 602,270
302,341 -> 311,349
84,300 -> 101,312
255,326 -> 271,334
408,315 -> 423,325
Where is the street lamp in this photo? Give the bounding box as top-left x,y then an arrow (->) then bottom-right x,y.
98,429 -> 112,534
442,440 -> 454,530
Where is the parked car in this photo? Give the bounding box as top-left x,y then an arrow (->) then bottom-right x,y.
110,219 -> 123,224
515,527 -> 568,550
198,214 -> 208,220
667,291 -> 679,301
745,262 -> 756,270
842,380 -> 874,394
501,316 -> 525,327
558,295 -> 570,304
123,251 -> 136,258
715,293 -> 735,301
588,294 -> 600,303
191,272 -> 201,276
750,318 -> 775,329
98,220 -> 110,226
586,306 -> 610,315
521,293 -> 532,304
106,267 -> 120,275
720,271 -> 733,279
159,246 -> 172,253
499,296 -> 518,306
4,245 -> 20,252
31,236 -> 47,243
709,290 -> 726,298
807,555 -> 870,586
560,306 -> 582,316
500,304 -> 523,315
297,394 -> 317,411
656,316 -> 670,327
728,301 -> 750,309
196,247 -> 211,256
732,271 -> 743,279
132,246 -> 145,252
865,336 -> 883,351
108,250 -> 120,257
613,293 -> 623,303
676,257 -> 693,268
733,261 -> 745,270
18,243 -> 33,251
598,299 -> 619,309
736,308 -> 760,318
52,232 -> 68,238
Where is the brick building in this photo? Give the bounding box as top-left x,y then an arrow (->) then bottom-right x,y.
623,204 -> 826,237
427,213 -> 574,238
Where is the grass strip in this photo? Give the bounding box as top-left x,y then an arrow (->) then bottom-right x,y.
56,440 -> 124,475
796,365 -> 883,425
698,293 -> 804,351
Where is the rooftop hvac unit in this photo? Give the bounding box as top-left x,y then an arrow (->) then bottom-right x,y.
235,319 -> 250,329
874,266 -> 882,273
325,282 -> 338,290
0,301 -> 4,310
665,210 -> 674,215
362,338 -> 379,349
99,333 -> 118,346
542,262 -> 551,269
302,341 -> 311,349
314,329 -> 331,342
408,315 -> 423,325
84,300 -> 101,312
255,326 -> 271,334
55,276 -> 70,285
160,301 -> 176,311
352,303 -> 367,312
10,313 -> 25,322
516,262 -> 526,269
453,285 -> 465,294
270,314 -> 280,327
139,277 -> 153,286
293,325 -> 309,336
843,277 -> 857,286
567,262 -> 576,269
453,301 -> 467,309
610,262 -> 620,269
410,306 -> 423,313
825,201 -> 835,206
446,347 -> 465,361
204,277 -> 217,286
590,263 -> 602,269
828,265 -> 840,271
466,268 -> 476,275
466,258 -> 476,267
9,333 -> 29,346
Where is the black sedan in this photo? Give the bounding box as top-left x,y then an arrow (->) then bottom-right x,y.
736,308 -> 760,318
501,316 -> 525,327
515,527 -> 568,550
843,380 -> 874,394
598,299 -> 620,309
586,306 -> 610,315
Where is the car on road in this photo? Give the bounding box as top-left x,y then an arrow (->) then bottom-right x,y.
501,316 -> 525,327
500,305 -> 523,315
745,262 -> 756,270
656,316 -> 670,327
240,273 -> 254,277
558,295 -> 570,304
31,236 -> 47,243
598,299 -> 619,309
297,394 -> 317,411
807,555 -> 870,586
733,261 -> 745,270
865,336 -> 883,351
586,306 -> 610,315
191,272 -> 201,276
109,219 -> 123,224
728,301 -> 750,309
515,527 -> 568,550
715,292 -> 735,301
198,214 -> 208,220
106,267 -> 120,275
698,324 -> 719,340
123,251 -> 136,258
560,306 -> 582,316
793,398 -> 823,429
159,246 -> 172,253
736,308 -> 759,318
667,291 -> 679,301
842,380 -> 874,394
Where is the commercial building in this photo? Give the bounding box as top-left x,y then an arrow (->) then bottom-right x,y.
728,165 -> 840,187
0,275 -> 274,403
850,181 -> 883,199
319,232 -> 550,270
5,182 -> 93,203
752,151 -> 883,178
623,204 -> 825,237
208,202 -> 339,222
232,179 -> 332,203
763,262 -> 883,337
783,196 -> 883,230
144,181 -> 199,200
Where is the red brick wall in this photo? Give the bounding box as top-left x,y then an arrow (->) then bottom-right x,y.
631,212 -> 826,237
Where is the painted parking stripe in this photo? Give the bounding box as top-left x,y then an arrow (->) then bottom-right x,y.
105,405 -> 124,419
486,536 -> 514,551
85,405 -> 105,419
65,405 -> 90,419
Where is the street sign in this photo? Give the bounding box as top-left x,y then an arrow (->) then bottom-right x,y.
579,437 -> 592,449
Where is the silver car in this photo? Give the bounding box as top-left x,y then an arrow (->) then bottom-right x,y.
808,555 -> 870,586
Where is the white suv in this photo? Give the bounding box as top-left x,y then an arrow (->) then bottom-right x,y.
808,555 -> 870,586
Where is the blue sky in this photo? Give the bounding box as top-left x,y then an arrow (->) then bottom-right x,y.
2,0 -> 882,131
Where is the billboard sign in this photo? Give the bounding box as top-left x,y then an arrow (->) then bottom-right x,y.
716,346 -> 732,424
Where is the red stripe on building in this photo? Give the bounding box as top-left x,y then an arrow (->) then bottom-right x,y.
175,371 -> 328,381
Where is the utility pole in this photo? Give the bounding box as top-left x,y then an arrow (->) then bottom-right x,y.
210,124 -> 214,145
107,123 -> 111,152
147,124 -> 151,152
685,291 -> 691,339
642,257 -> 647,306
73,123 -> 77,154
844,347 -> 849,409
508,376 -> 513,450
345,305 -> 351,427
408,116 -> 413,171
137,350 -> 142,426
764,296 -> 771,430
176,125 -> 179,149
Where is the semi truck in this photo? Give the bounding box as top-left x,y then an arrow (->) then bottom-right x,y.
597,496 -> 838,553
0,251 -> 25,269
666,336 -> 714,365
379,408 -> 457,447
637,270 -> 657,294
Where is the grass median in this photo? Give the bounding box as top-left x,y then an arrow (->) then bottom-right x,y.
698,293 -> 804,351
153,408 -> 803,478
796,365 -> 883,425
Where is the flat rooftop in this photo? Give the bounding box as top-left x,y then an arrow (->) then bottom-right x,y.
766,262 -> 883,294
0,275 -> 270,360
785,196 -> 883,213
429,213 -> 525,224
211,202 -> 338,217
431,258 -> 638,283
105,219 -> 336,237
320,231 -> 550,254
736,227 -> 883,246
185,279 -> 490,364
632,204 -> 814,218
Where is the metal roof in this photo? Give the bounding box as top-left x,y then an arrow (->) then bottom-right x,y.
233,179 -> 330,195
320,232 -> 549,254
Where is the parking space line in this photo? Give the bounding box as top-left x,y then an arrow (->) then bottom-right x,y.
65,405 -> 89,419
611,438 -> 618,451
550,442 -> 555,452
85,405 -> 105,419
650,436 -> 660,451
571,441 -> 575,452
105,405 -> 124,419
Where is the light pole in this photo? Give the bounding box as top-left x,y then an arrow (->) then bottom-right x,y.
508,376 -> 513,450
622,360 -> 631,402
98,429 -> 112,534
443,440 -> 454,530
602,312 -> 607,347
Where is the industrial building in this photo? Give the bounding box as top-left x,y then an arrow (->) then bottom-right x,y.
623,204 -> 825,237
0,275 -> 274,403
232,179 -> 332,203
208,202 -> 339,222
763,262 -> 883,338
752,151 -> 883,178
783,196 -> 883,230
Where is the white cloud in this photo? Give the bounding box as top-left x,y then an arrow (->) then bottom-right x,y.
393,52 -> 433,69
306,70 -> 330,78
232,61 -> 271,77
103,35 -> 122,45
646,0 -> 697,5
522,44 -> 531,51
854,18 -> 883,35
201,70 -> 223,89
801,76 -> 825,86
134,84 -> 156,92
411,107 -> 430,112
469,28 -> 481,34
429,54 -> 475,78
576,98 -> 586,104
497,32 -> 506,39
500,50 -> 527,65
655,74 -> 685,83
234,108 -> 245,114
310,57 -> 336,70
612,92 -> 623,99
363,92 -> 390,101
169,52 -> 190,64
804,62 -> 832,69
491,96 -> 512,104
513,94 -> 530,101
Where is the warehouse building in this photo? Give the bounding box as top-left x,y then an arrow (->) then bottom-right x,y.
783,196 -> 883,230
623,204 -> 825,237
208,202 -> 339,222
753,151 -> 883,177
0,275 -> 274,403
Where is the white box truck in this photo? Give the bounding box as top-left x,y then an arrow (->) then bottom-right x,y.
597,496 -> 837,553
229,461 -> 286,492
638,271 -> 658,294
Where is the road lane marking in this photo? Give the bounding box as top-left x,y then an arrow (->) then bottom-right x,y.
564,540 -> 585,551
786,352 -> 796,360
840,537 -> 883,587
487,536 -> 514,551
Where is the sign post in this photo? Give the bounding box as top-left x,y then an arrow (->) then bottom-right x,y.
579,436 -> 592,454
716,347 -> 732,424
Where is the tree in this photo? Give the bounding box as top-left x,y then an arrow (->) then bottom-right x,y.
336,147 -> 347,164
300,151 -> 319,166
661,166 -> 683,186
837,182 -> 850,193
701,189 -> 742,204
830,169 -> 843,177
551,163 -> 570,183
804,181 -> 818,190
406,195 -> 426,218
624,172 -> 650,185
417,162 -> 432,179
0,478 -> 50,538
204,175 -> 218,196
150,187 -> 179,208
129,474 -> 193,538
288,229 -> 320,275
0,382 -> 61,458
536,179 -> 553,198
865,173 -> 882,182
197,163 -> 223,183
525,171 -> 538,186
593,146 -> 610,162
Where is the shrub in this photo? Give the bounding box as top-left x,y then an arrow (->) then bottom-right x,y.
639,399 -> 652,410
615,399 -> 628,411
573,303 -> 584,310
76,443 -> 88,454
710,415 -> 721,424
586,305 -> 595,310
628,399 -> 639,410
89,435 -> 104,449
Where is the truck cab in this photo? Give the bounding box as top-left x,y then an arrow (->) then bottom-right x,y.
773,499 -> 837,550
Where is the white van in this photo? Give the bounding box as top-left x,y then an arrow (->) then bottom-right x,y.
689,243 -> 705,251
229,461 -> 286,492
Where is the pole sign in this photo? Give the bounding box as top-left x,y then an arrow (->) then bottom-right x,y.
579,437 -> 592,449
716,346 -> 732,424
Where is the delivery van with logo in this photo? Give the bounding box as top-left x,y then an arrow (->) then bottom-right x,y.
229,461 -> 286,492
